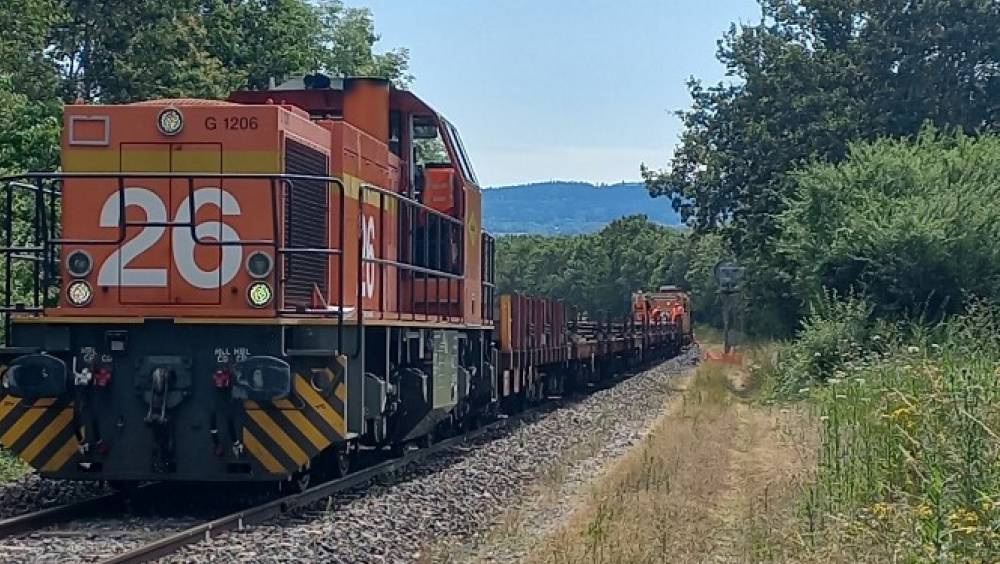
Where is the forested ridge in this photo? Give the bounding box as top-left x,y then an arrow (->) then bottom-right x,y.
483,181 -> 681,235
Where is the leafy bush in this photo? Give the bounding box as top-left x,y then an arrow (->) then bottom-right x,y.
780,129 -> 1000,321
773,292 -> 875,396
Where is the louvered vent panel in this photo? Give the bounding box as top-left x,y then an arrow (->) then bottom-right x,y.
284,140 -> 329,308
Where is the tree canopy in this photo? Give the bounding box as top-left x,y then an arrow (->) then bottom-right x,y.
780,129 -> 1000,320
0,0 -> 409,174
644,0 -> 1000,331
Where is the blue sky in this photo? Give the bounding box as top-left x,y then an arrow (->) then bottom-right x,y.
349,0 -> 761,187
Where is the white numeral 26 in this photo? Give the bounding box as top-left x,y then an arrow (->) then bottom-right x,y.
96,187 -> 243,289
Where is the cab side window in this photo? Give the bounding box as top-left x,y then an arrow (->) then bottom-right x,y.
412,116 -> 451,168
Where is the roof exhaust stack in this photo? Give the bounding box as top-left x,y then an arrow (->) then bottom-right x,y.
342,77 -> 390,144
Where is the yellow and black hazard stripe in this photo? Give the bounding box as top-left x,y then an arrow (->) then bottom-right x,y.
0,395 -> 79,474
241,371 -> 347,475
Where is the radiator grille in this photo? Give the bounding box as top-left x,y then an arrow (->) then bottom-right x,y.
284,140 -> 329,308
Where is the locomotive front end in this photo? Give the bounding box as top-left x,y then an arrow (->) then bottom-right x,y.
0,100 -> 350,483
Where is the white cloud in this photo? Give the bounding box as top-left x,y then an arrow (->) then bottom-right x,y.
474,145 -> 671,187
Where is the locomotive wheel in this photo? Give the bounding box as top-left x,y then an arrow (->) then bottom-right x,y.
282,465 -> 312,493
333,449 -> 351,478
290,468 -> 312,493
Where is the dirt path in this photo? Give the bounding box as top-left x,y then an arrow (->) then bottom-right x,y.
451,353 -> 817,563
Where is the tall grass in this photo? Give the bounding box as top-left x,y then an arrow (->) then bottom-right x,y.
775,301 -> 1000,561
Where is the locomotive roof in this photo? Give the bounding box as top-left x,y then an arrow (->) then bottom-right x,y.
228,75 -> 439,118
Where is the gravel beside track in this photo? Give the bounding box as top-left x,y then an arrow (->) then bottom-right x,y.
0,475 -> 109,520
162,351 -> 698,564
0,352 -> 695,563
0,483 -> 273,563
1,517 -> 199,562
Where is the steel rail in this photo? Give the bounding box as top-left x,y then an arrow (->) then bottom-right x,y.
100,417 -> 515,564
0,493 -> 123,540
0,483 -> 165,541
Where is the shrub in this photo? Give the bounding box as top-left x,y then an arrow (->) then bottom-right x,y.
780,128 -> 1000,322
773,292 -> 874,395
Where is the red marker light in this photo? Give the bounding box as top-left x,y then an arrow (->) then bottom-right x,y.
213,369 -> 232,388
93,367 -> 113,387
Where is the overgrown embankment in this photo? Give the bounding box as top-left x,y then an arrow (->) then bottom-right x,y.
754,300 -> 1000,562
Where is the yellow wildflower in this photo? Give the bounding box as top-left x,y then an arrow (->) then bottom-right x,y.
915,503 -> 933,519
889,406 -> 912,420
871,502 -> 892,520
948,507 -> 979,529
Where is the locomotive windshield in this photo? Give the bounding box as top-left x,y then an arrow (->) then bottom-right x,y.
444,120 -> 479,185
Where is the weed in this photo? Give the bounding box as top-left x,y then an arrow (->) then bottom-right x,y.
0,448 -> 28,483
795,303 -> 1000,561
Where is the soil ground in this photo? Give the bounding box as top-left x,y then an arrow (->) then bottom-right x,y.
451,345 -> 817,563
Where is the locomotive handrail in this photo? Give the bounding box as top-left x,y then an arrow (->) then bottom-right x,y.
358,182 -> 466,323
1,179 -> 56,340
360,182 -> 464,226
363,256 -> 464,280
0,172 -> 354,346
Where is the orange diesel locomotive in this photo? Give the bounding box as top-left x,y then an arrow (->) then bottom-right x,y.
632,286 -> 694,348
0,76 -> 493,486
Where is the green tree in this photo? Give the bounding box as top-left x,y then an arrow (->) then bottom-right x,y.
0,0 -> 62,99
0,0 -> 411,174
0,76 -> 60,174
22,0 -> 409,104
203,0 -> 327,91
494,216 -> 717,321
49,1 -> 232,102
780,129 -> 1000,320
318,0 -> 412,87
645,0 -> 1000,332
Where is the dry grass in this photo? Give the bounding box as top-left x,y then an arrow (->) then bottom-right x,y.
528,352 -> 818,564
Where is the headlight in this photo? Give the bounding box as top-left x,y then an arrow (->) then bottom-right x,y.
67,281 -> 93,306
66,250 -> 93,278
245,251 -> 274,279
157,107 -> 184,136
247,282 -> 273,308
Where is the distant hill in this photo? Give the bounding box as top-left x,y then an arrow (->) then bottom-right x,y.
482,181 -> 682,235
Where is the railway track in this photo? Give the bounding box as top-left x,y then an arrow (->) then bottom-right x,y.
0,491 -> 126,541
0,356 -> 691,563
101,416 -> 515,563
0,408 -> 534,562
